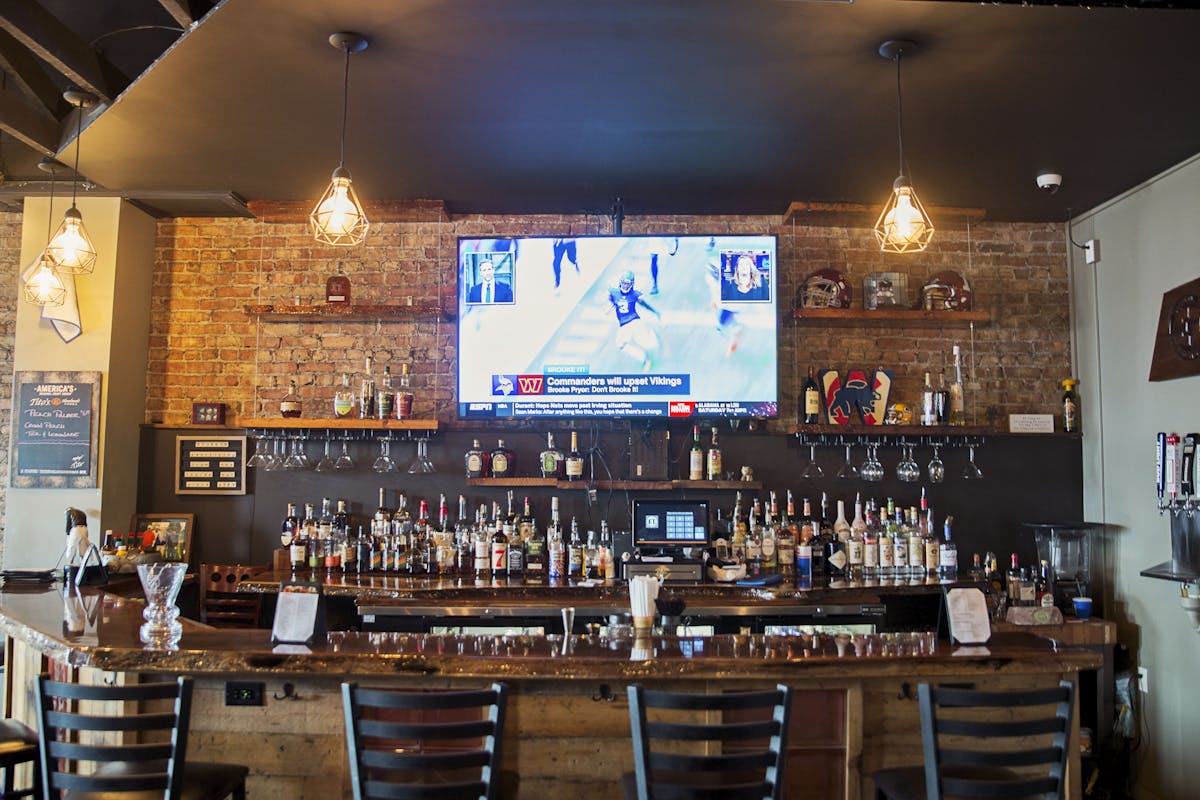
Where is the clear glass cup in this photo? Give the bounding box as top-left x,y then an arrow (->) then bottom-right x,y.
283,433 -> 310,470
406,439 -> 436,474
335,434 -> 355,471
802,443 -> 824,480
373,437 -> 398,473
837,443 -> 859,480
246,431 -> 270,469
314,435 -> 336,473
262,435 -> 285,472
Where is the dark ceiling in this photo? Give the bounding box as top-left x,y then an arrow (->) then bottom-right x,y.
2,0 -> 1200,222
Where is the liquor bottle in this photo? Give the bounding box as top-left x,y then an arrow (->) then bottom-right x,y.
922,507 -> 940,577
360,355 -> 376,419
920,372 -> 936,426
525,502 -> 546,582
862,505 -> 879,578
706,427 -> 723,481
775,492 -> 795,575
802,366 -> 822,424
1006,552 -> 1022,602
833,500 -> 851,541
303,502 -> 321,570
730,493 -> 747,564
333,372 -> 355,418
968,552 -> 985,583
465,439 -> 490,478
540,432 -> 565,479
1061,378 -> 1079,433
847,510 -> 864,581
506,510 -> 524,578
759,503 -> 777,572
936,372 -> 950,425
281,502 -> 299,548
796,538 -> 813,586
413,499 -> 432,575
289,506 -> 307,573
1036,559 -> 1054,607
599,522 -> 615,580
474,513 -> 491,580
1019,568 -> 1036,606
334,499 -> 350,538
689,424 -> 704,480
437,494 -> 450,534
491,439 -> 516,478
811,496 -> 828,578
341,524 -> 356,574
490,515 -> 509,578
949,345 -> 966,425
564,431 -> 585,482
326,265 -> 351,304
851,493 -> 867,541
280,379 -> 302,418
548,498 -> 566,580
877,500 -> 895,578
377,365 -> 395,420
355,525 -> 370,574
583,530 -> 599,579
891,507 -> 908,578
395,363 -> 414,419
825,527 -> 848,581
567,518 -> 584,577
906,507 -> 924,578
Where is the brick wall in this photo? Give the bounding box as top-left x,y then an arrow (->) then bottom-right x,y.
148,214 -> 1070,428
0,210 -> 27,559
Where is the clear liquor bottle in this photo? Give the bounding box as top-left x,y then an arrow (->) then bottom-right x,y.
303,502 -> 321,570
906,507 -> 924,579
377,365 -> 395,420
360,355 -> 376,419
280,379 -> 302,418
862,505 -> 879,578
473,510 -> 491,581
281,502 -> 299,548
706,427 -> 722,481
759,501 -> 777,572
774,492 -> 795,575
395,363 -> 414,419
567,518 -> 584,577
891,507 -> 908,579
949,344 -> 966,425
333,372 -> 355,418
939,516 -> 959,580
491,518 -> 510,578
539,433 -> 565,479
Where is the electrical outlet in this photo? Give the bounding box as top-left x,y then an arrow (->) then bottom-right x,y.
225,681 -> 264,706
1137,667 -> 1149,696
1083,238 -> 1100,265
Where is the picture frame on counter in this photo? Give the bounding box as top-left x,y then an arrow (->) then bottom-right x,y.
129,513 -> 194,566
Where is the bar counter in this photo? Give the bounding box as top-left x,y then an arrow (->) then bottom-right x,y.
0,583 -> 1100,799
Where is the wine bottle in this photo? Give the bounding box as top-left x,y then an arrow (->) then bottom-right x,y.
949,345 -> 966,425
920,371 -> 936,426
802,366 -> 822,424
689,424 -> 704,480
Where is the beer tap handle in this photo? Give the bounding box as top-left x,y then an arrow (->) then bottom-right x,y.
1185,434 -> 1200,516
1157,432 -> 1168,513
1167,434 -> 1181,515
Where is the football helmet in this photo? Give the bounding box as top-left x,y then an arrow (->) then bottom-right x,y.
618,271 -> 635,292
799,269 -> 851,309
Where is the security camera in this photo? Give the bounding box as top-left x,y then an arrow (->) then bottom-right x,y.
1036,173 -> 1062,195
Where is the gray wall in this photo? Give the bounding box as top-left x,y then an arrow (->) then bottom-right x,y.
1071,152 -> 1200,799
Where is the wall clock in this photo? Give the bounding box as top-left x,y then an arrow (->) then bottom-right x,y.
1150,277 -> 1200,381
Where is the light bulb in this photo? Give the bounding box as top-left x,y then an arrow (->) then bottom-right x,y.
45,207 -> 97,274
22,254 -> 67,306
884,188 -> 927,245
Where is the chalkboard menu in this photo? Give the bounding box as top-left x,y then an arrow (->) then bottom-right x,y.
10,371 -> 100,488
175,435 -> 247,495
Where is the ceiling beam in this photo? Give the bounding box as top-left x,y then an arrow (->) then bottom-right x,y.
0,27 -> 60,117
0,0 -> 127,104
156,0 -> 195,29
0,80 -> 57,154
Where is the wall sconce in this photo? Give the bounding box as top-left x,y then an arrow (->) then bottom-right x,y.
45,91 -> 98,273
873,40 -> 934,254
310,32 -> 369,247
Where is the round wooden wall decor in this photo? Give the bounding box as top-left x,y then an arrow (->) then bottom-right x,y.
1150,276 -> 1200,381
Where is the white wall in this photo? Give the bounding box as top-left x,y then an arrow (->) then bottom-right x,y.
1071,152 -> 1200,799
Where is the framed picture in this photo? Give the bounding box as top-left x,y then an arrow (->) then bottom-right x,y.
129,513 -> 194,566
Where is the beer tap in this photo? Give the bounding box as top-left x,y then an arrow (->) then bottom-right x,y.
1183,434 -> 1199,517
1166,434 -> 1181,515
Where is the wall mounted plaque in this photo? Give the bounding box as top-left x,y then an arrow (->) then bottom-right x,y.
175,435 -> 247,495
1150,276 -> 1200,382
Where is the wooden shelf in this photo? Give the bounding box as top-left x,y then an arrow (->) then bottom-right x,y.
467,478 -> 761,491
792,307 -> 990,326
787,424 -> 993,437
781,201 -> 986,227
242,418 -> 439,431
244,303 -> 453,321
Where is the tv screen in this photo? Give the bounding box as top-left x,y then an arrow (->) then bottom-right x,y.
633,500 -> 711,547
456,234 -> 778,419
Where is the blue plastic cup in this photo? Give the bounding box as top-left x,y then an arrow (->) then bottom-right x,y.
1072,596 -> 1093,620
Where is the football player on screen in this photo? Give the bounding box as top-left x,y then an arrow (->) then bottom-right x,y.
607,270 -> 661,370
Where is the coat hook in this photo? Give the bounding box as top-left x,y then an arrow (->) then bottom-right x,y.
274,682 -> 302,701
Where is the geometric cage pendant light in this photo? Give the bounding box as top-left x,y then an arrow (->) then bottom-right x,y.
310,32 -> 370,247
873,40 -> 934,254
45,90 -> 99,273
22,159 -> 68,307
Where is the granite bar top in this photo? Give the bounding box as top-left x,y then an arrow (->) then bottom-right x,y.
0,583 -> 1101,681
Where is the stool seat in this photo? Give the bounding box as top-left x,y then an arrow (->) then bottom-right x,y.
0,718 -> 38,799
79,761 -> 249,800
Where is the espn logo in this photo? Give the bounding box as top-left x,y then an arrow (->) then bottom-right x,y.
516,375 -> 544,395
668,401 -> 694,416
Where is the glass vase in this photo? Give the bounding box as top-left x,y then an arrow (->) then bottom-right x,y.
137,562 -> 187,648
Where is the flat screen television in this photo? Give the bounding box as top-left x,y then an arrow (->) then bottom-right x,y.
456,234 -> 778,419
632,499 -> 710,548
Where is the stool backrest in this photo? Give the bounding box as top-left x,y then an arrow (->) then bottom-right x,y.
35,674 -> 192,800
198,563 -> 266,627
919,680 -> 1075,800
341,682 -> 507,800
627,683 -> 792,800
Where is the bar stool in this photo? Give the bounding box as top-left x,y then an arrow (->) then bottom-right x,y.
35,674 -> 248,799
624,683 -> 792,800
341,682 -> 508,800
0,718 -> 38,799
197,563 -> 267,627
872,680 -> 1075,800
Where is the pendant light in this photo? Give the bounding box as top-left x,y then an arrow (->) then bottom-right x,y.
310,32 -> 369,247
22,159 -> 68,307
45,90 -> 98,274
873,40 -> 934,254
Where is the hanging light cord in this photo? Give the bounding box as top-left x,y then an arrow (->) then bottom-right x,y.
45,165 -> 55,241
338,44 -> 351,169
70,103 -> 82,209
894,51 -> 905,178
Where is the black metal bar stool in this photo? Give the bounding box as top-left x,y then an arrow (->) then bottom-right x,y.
0,718 -> 38,799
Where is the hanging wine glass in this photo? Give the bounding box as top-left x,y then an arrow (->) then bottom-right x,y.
837,443 -> 859,480
262,434 -> 285,472
334,433 -> 355,471
283,432 -> 310,470
802,443 -> 824,480
861,444 -> 884,483
314,434 -> 337,473
373,436 -> 398,473
963,443 -> 984,480
246,431 -> 270,469
896,444 -> 920,482
927,443 -> 945,484
407,438 -> 436,474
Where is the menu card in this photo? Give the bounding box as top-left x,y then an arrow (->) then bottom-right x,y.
946,587 -> 992,645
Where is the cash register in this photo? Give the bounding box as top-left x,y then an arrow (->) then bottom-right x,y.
623,499 -> 709,583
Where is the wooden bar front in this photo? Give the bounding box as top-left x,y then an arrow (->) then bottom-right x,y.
0,585 -> 1099,799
